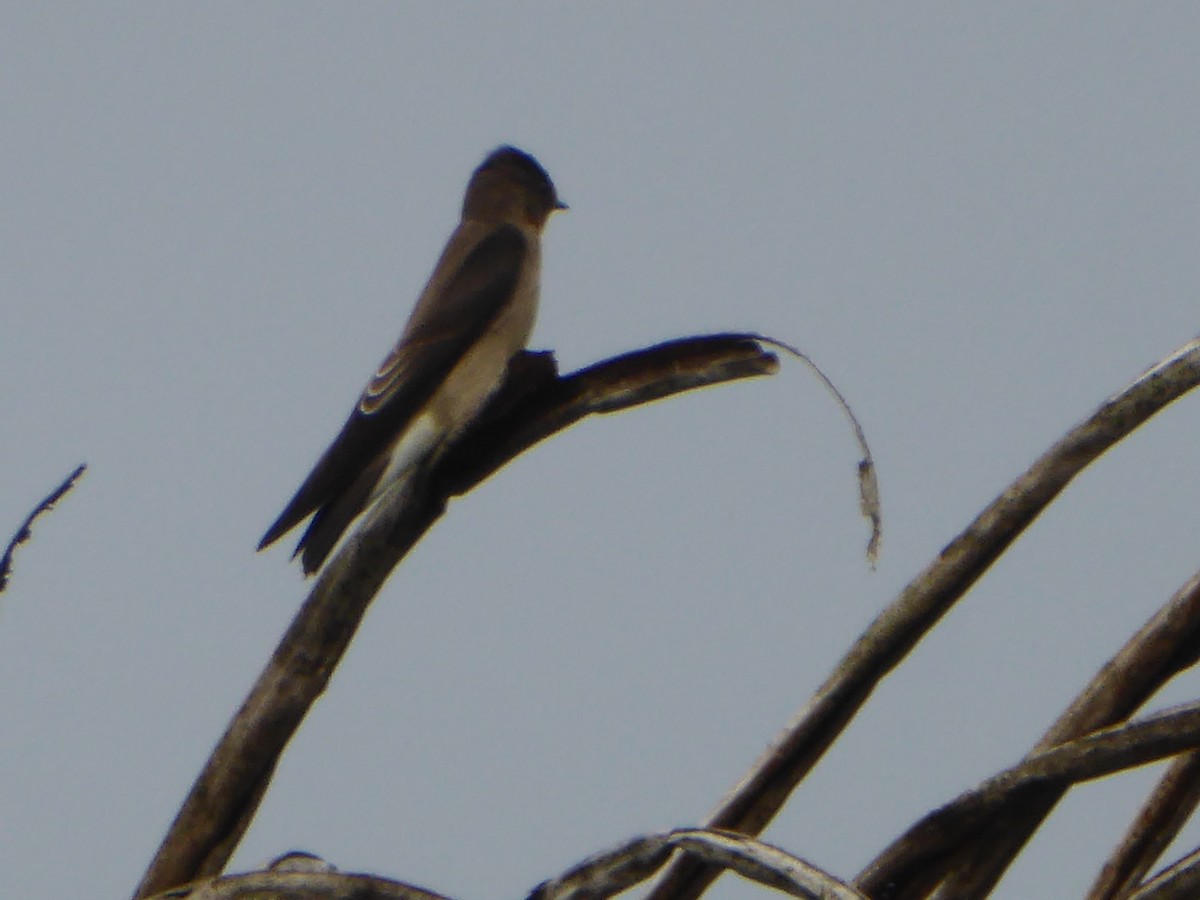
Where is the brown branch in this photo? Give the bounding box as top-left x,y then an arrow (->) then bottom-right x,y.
855,701 -> 1200,897
154,827 -> 863,900
923,567 -> 1200,900
530,828 -> 865,900
1087,751 -> 1200,900
1127,847 -> 1200,900
148,869 -> 454,900
647,337 -> 1200,900
0,463 -> 86,594
664,830 -> 867,900
926,344 -> 1200,900
861,565 -> 1200,898
130,334 -> 780,900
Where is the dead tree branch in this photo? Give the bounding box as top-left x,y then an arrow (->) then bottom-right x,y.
0,463 -> 86,594
132,334 -> 781,899
647,337 -> 1200,900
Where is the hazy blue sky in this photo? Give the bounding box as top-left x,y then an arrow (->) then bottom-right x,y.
4,6 -> 1200,898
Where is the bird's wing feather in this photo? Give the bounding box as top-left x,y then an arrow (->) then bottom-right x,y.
258,224 -> 528,551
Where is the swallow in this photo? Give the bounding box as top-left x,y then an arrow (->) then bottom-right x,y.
259,146 -> 565,573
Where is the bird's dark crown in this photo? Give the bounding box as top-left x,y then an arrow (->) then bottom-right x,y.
479,145 -> 553,185
464,145 -> 563,224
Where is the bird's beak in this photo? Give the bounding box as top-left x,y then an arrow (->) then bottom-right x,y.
554,199 -> 569,211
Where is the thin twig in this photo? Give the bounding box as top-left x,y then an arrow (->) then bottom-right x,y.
745,334 -> 881,564
0,463 -> 87,594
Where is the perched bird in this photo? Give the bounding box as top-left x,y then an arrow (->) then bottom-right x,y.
259,146 -> 565,574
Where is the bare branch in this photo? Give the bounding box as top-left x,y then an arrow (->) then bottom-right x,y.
666,830 -> 866,900
925,574 -> 1200,898
147,869 -> 454,900
856,701 -> 1200,896
531,829 -> 864,900
0,463 -> 86,594
529,833 -> 674,900
1088,751 -> 1200,900
1128,847 -> 1200,900
860,565 -> 1200,898
647,336 -> 1200,900
131,335 -> 780,899
154,828 -> 862,900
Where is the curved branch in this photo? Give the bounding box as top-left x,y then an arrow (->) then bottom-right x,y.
1128,846 -> 1200,900
531,828 -> 863,900
147,869 -> 453,900
647,336 -> 1200,900
152,827 -> 862,900
131,334 -> 780,900
856,701 -> 1200,896
1087,750 -> 1200,900
861,566 -> 1200,898
0,463 -> 86,594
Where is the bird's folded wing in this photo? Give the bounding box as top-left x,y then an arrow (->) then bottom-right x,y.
258,224 -> 528,550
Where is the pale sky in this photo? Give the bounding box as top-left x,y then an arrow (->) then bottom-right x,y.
4,6 -> 1200,899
